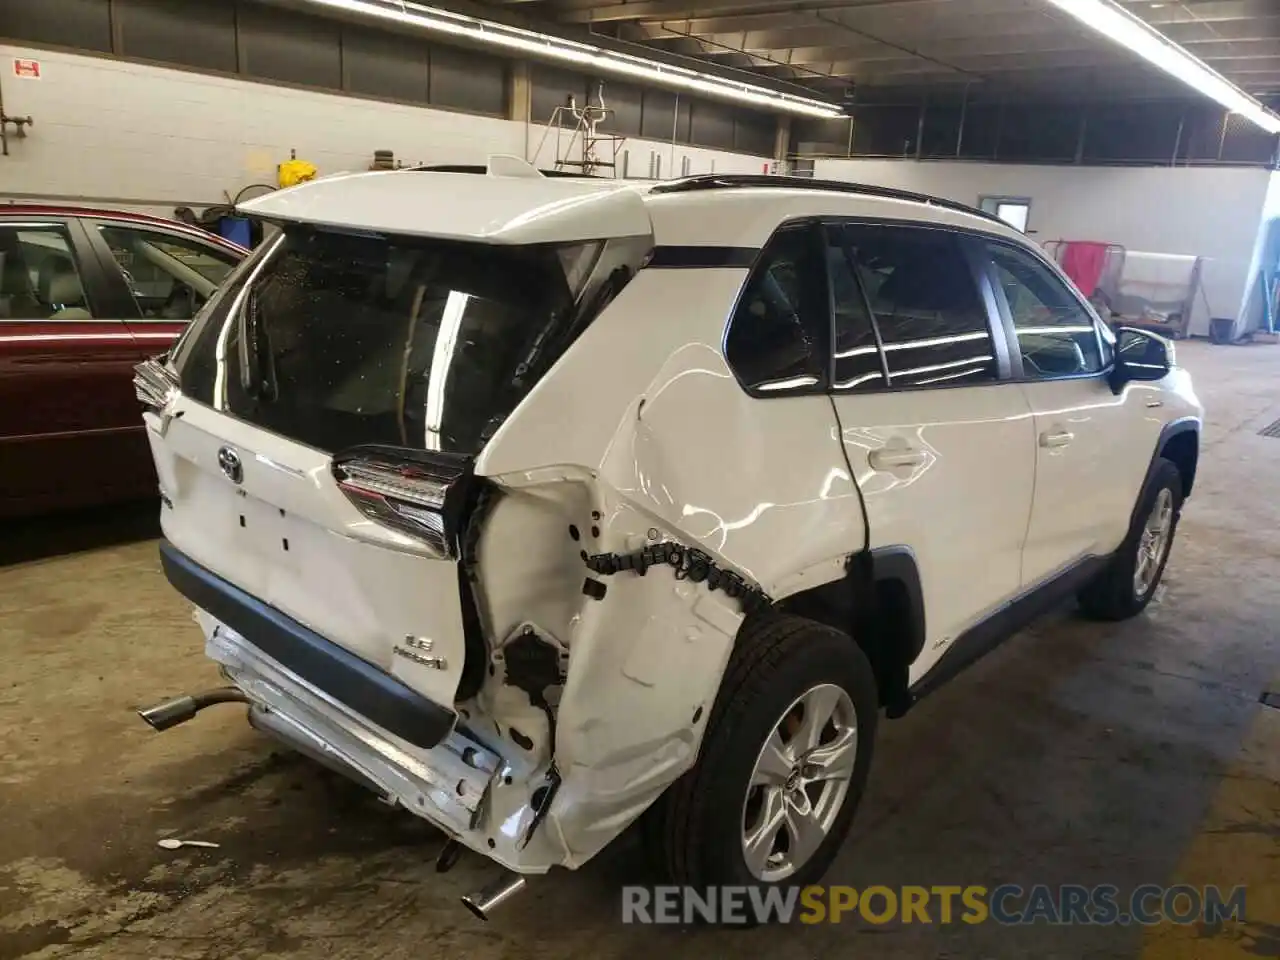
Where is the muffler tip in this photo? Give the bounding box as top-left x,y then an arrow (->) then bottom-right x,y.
137,696 -> 199,732
461,875 -> 527,921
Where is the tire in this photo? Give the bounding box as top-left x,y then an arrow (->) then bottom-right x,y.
1078,457 -> 1183,621
644,613 -> 878,905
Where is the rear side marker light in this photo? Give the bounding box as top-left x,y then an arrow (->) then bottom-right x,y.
332,445 -> 472,558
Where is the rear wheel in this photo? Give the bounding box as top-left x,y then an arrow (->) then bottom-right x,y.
1079,458 -> 1183,621
645,614 -> 878,901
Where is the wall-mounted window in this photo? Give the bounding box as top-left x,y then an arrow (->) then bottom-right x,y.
116,0 -> 237,72
690,100 -> 736,151
530,66 -> 591,126
0,0 -> 771,135
343,26 -> 429,104
0,0 -> 112,52
430,44 -> 505,115
979,196 -> 1032,233
238,3 -> 343,90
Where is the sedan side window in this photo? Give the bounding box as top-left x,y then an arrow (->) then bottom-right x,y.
725,223 -> 829,394
98,225 -> 237,320
985,241 -> 1103,379
837,224 -> 997,389
0,225 -> 94,320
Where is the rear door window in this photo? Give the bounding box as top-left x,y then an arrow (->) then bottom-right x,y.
0,224 -> 95,320
839,224 -> 997,389
98,224 -> 239,320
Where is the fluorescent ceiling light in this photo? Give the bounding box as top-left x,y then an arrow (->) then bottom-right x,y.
301,0 -> 845,118
1043,0 -> 1280,134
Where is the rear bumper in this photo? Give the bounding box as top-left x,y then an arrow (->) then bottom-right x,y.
160,540 -> 570,874
159,540 -> 456,749
199,613 -> 532,863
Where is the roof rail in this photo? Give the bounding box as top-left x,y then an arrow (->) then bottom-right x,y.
411,163 -> 604,179
648,174 -> 1006,226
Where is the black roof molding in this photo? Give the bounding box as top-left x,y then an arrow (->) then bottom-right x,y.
649,174 -> 1006,226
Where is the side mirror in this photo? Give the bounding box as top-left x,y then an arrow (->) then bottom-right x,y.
1109,326 -> 1173,394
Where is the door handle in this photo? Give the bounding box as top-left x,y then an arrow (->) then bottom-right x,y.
1039,430 -> 1074,449
868,447 -> 926,471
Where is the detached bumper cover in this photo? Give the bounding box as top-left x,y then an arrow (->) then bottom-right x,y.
158,540 -> 455,749
203,616 -> 505,843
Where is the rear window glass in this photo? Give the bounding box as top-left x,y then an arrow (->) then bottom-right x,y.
173,225 -> 647,455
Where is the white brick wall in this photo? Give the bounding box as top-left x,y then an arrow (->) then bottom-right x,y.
0,44 -> 771,218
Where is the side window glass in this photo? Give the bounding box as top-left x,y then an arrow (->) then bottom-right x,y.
826,226 -> 885,392
986,241 -> 1103,379
726,224 -> 829,394
0,225 -> 94,320
98,225 -> 237,320
843,224 -> 997,388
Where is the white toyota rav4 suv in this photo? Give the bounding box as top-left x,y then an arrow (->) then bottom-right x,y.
135,159 -> 1202,918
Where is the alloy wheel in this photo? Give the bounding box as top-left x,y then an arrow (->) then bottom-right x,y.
740,683 -> 857,882
1134,487 -> 1175,599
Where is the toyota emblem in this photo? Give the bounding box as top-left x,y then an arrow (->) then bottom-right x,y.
217,446 -> 244,484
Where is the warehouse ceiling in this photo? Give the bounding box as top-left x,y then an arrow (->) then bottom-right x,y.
474,0 -> 1280,102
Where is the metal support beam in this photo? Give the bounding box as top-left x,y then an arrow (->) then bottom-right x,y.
773,114 -> 792,163
915,98 -> 925,159
508,60 -> 531,123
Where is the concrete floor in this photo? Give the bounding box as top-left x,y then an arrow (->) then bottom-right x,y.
1,340 -> 1278,960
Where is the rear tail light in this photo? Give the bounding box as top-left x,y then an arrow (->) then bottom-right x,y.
134,356 -> 179,410
332,446 -> 472,558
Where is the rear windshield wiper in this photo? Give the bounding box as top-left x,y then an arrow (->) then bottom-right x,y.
237,285 -> 278,402
237,286 -> 259,397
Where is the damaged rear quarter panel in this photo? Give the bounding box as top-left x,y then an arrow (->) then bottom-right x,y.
473,267 -> 866,866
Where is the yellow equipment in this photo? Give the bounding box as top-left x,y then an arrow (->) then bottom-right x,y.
278,152 -> 317,189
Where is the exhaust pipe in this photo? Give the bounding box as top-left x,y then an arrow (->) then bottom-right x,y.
138,687 -> 249,731
461,873 -> 528,921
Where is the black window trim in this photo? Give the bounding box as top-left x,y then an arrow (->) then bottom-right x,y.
721,217 -> 833,400
822,217 -> 1012,396
823,221 -> 890,391
976,233 -> 1115,386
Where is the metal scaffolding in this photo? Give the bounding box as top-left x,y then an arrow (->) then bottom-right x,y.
534,82 -> 625,177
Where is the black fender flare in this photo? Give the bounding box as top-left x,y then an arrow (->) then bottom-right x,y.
1128,417 -> 1199,532
868,545 -> 927,667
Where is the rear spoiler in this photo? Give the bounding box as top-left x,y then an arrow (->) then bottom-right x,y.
237,156 -> 650,245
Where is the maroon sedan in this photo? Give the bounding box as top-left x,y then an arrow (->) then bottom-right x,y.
0,206 -> 247,518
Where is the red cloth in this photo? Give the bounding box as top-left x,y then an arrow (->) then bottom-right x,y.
1060,241 -> 1110,297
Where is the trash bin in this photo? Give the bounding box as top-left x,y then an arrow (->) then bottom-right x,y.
1209,317 -> 1235,344
218,216 -> 253,249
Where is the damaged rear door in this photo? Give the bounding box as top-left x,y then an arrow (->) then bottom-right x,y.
154,221 -> 650,724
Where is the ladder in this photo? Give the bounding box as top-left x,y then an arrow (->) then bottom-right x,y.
534,82 -> 625,177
